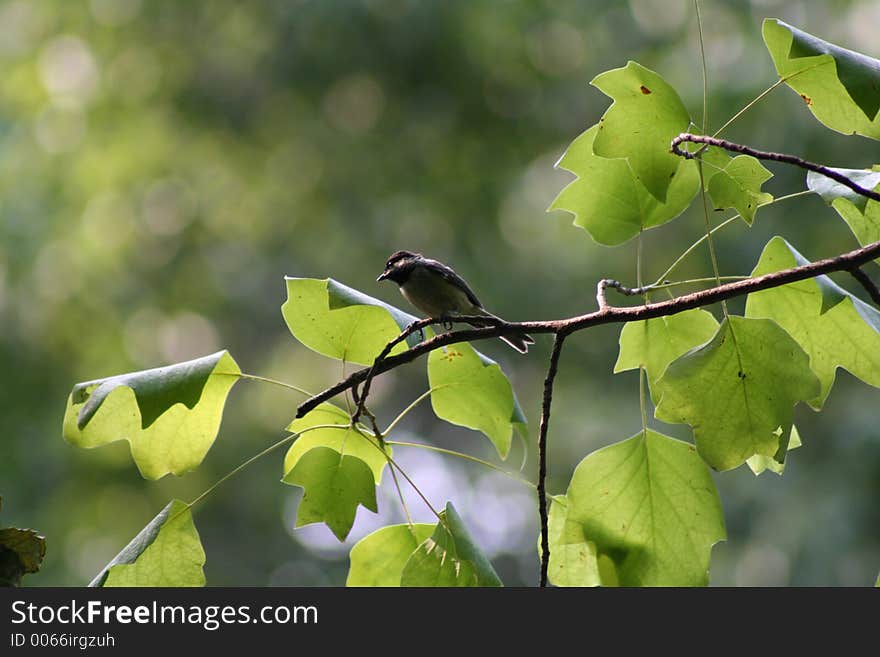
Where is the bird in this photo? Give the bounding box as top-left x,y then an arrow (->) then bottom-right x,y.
377,250 -> 534,353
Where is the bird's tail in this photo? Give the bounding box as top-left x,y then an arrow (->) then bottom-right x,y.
468,308 -> 535,354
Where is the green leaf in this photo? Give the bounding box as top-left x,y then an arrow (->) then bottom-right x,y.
829,197 -> 880,251
763,19 -> 880,139
0,497 -> 47,587
591,61 -> 694,202
427,341 -> 526,459
92,500 -> 205,587
614,310 -> 719,403
284,403 -> 391,484
284,446 -> 378,541
549,124 -> 699,246
62,351 -> 241,479
347,523 -> 435,587
545,496 -> 605,587
282,277 -> 422,365
655,316 -> 820,471
747,425 -> 802,476
745,236 -> 880,408
400,503 -> 502,587
807,167 -> 880,212
560,431 -> 725,586
808,166 -> 880,256
705,155 -> 774,224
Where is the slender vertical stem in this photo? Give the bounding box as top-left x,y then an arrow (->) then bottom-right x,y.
694,0 -> 708,135
538,332 -> 566,587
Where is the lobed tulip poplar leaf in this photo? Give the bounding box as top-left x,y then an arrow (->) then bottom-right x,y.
62,351 -> 241,480
93,500 -> 205,587
558,431 -> 725,586
655,316 -> 819,471
763,19 -> 880,139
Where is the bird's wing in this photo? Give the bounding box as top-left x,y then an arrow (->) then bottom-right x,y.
422,257 -> 483,309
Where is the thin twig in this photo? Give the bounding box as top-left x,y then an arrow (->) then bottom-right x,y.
296,236 -> 880,419
671,134 -> 880,203
351,318 -> 435,425
538,332 -> 566,588
849,267 -> 880,307
351,314 -> 529,425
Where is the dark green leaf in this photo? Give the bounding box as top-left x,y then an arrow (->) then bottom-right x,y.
0,497 -> 47,587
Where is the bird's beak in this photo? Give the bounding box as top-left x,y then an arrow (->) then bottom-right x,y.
377,271 -> 388,282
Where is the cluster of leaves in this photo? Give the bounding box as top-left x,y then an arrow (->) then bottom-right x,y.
547,19 -> 880,585
59,18 -> 880,586
62,278 -> 524,586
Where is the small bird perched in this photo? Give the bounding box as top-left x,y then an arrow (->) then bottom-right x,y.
377,250 -> 535,353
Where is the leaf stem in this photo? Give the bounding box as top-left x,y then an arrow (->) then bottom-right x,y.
385,440 -> 536,489
382,388 -> 438,436
186,423 -> 350,510
711,78 -> 786,141
694,0 -> 708,135
238,373 -> 314,397
654,190 -> 812,286
357,426 -> 446,526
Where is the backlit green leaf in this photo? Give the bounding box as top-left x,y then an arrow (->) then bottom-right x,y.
549,124 -> 699,245
284,403 -> 391,484
93,500 -> 205,587
545,496 -> 604,587
284,446 -> 378,541
62,351 -> 241,479
560,431 -> 725,586
706,155 -> 774,224
655,316 -> 820,471
745,236 -> 880,408
614,309 -> 719,403
592,61 -> 693,202
347,523 -> 435,587
763,19 -> 880,139
282,277 -> 422,365
747,425 -> 802,476
400,503 -> 502,587
428,341 -> 526,459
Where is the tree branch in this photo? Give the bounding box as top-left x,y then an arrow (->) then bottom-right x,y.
849,267 -> 880,307
295,236 -> 880,419
671,133 -> 880,203
538,332 -> 566,588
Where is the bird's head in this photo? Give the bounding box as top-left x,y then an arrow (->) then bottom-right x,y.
377,250 -> 421,284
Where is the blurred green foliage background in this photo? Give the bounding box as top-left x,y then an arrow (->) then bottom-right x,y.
2,0 -> 878,587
